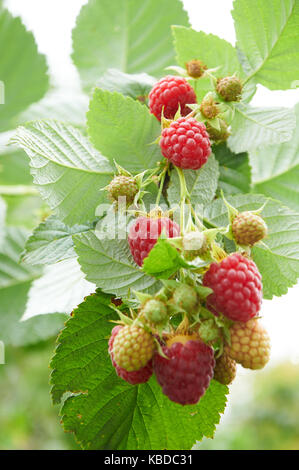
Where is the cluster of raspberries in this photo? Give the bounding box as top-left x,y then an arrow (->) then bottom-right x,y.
108,313 -> 270,406
109,212 -> 269,405
106,73 -> 270,406
109,220 -> 269,405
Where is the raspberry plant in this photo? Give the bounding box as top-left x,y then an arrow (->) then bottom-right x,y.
3,0 -> 299,451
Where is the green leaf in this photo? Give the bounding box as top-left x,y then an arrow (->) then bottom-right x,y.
173,26 -> 242,77
16,90 -> 89,128
13,120 -> 114,226
97,69 -> 156,100
2,193 -> 43,230
0,226 -> 65,346
0,5 -> 49,131
72,0 -> 190,91
167,155 -> 219,207
228,105 -> 296,153
203,194 -> 299,299
22,215 -> 92,265
250,103 -> 299,211
214,143 -> 251,195
23,259 -> 95,320
0,149 -> 32,186
50,291 -> 228,450
232,0 -> 299,90
87,89 -> 161,174
73,230 -> 160,296
142,238 -> 191,279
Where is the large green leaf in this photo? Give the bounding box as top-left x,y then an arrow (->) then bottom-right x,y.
97,69 -> 156,100
22,215 -> 92,265
203,194 -> 299,299
0,5 -> 49,131
16,90 -> 89,128
13,120 -> 114,226
0,149 -> 32,185
73,230 -> 159,297
23,259 -> 95,320
173,26 -> 242,77
87,89 -> 161,173
167,155 -> 219,207
0,226 -> 65,346
50,291 -> 228,450
72,0 -> 190,91
214,143 -> 251,195
250,103 -> 299,211
228,105 -> 296,153
0,145 -> 43,230
232,0 -> 299,90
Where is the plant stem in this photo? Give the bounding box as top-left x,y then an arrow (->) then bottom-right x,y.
188,200 -> 205,230
155,164 -> 168,206
175,167 -> 190,235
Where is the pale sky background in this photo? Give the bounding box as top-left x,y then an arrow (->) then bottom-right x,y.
4,0 -> 299,367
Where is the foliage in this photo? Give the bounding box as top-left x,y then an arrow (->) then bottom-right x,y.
1,0 -> 298,451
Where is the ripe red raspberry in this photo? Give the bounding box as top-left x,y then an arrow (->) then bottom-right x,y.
213,350 -> 237,385
227,319 -> 271,370
128,216 -> 180,267
149,75 -> 197,121
109,326 -> 153,385
203,253 -> 262,322
160,117 -> 211,170
112,324 -> 155,371
153,336 -> 215,405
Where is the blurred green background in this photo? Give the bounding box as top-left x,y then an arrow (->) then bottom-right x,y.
0,341 -> 79,450
1,343 -> 299,450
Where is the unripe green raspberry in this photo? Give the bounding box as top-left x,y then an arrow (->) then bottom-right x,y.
182,231 -> 208,261
232,212 -> 268,246
112,325 -> 155,372
107,175 -> 138,206
227,319 -> 271,370
216,76 -> 243,102
200,94 -> 219,119
172,284 -> 199,312
206,119 -> 230,143
140,299 -> 168,326
214,350 -> 237,385
186,59 -> 207,78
